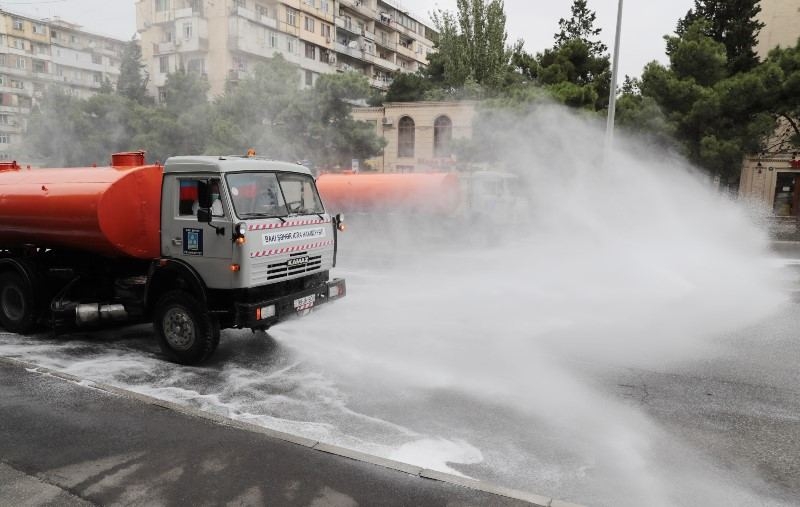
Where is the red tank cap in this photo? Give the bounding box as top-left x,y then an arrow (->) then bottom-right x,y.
111,151 -> 146,168
0,161 -> 21,172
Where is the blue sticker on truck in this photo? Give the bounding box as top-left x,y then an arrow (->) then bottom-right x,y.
183,228 -> 203,256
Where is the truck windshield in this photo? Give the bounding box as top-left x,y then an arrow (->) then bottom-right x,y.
226,172 -> 324,219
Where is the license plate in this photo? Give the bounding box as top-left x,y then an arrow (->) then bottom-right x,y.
293,294 -> 315,310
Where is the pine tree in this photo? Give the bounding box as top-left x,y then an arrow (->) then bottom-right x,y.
117,37 -> 150,104
554,0 -> 607,56
673,0 -> 764,74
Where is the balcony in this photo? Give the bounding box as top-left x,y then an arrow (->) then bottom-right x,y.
176,36 -> 209,53
370,76 -> 393,90
155,41 -> 176,55
396,42 -> 416,60
232,5 -> 278,28
340,0 -> 376,19
334,17 -> 362,36
374,36 -> 396,51
373,55 -> 398,72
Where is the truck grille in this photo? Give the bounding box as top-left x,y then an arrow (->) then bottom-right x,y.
265,252 -> 323,281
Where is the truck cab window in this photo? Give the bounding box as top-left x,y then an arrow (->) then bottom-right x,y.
178,178 -> 224,217
276,173 -> 324,215
227,172 -> 287,218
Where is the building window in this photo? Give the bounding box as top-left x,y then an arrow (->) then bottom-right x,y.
91,53 -> 102,65
321,1 -> 329,13
269,31 -> 278,48
304,16 -> 315,32
256,4 -> 269,17
305,70 -> 313,86
305,43 -> 316,59
398,116 -> 415,158
160,56 -> 169,73
12,19 -> 23,31
158,87 -> 167,103
183,22 -> 193,39
32,24 -> 46,35
155,0 -> 170,12
286,8 -> 297,26
0,115 -> 7,125
434,115 -> 453,157
16,57 -> 26,70
33,60 -> 47,73
322,24 -> 331,40
0,135 -> 10,145
287,38 -> 295,53
0,55 -> 6,66
234,0 -> 246,8
187,58 -> 205,74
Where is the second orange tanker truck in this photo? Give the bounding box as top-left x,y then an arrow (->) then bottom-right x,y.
0,152 -> 346,364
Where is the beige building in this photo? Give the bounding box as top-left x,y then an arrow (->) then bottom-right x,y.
352,101 -> 476,173
135,0 -> 436,100
756,0 -> 800,57
740,0 -> 800,214
0,10 -> 125,161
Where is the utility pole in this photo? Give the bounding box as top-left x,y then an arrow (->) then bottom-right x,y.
605,0 -> 624,160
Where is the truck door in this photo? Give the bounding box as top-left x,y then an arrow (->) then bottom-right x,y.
161,175 -> 234,289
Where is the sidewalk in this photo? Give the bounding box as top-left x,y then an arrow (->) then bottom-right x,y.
0,358 -> 575,507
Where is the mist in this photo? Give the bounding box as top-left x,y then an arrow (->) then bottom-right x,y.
269,103 -> 789,506
1,102 -> 793,506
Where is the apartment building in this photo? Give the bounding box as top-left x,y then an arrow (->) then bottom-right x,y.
135,0 -> 435,99
0,11 -> 125,160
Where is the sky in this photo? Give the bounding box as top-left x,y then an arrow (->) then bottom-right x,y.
1,0 -> 695,78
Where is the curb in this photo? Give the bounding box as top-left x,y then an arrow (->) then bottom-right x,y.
0,356 -> 583,507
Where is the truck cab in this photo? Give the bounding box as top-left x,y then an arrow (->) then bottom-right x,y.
152,156 -> 346,363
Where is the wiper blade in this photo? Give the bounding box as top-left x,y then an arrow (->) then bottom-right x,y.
240,213 -> 287,222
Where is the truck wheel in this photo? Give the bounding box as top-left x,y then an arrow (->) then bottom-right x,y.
153,290 -> 220,365
0,271 -> 38,334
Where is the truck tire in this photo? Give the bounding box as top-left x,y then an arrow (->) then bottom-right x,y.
0,271 -> 38,334
153,290 -> 220,365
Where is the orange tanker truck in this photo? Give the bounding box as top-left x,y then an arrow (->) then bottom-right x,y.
316,171 -> 525,222
0,152 -> 346,364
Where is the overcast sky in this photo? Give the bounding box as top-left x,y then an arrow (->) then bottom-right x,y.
3,0 -> 694,77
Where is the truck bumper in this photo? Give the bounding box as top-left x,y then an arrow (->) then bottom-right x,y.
234,278 -> 346,329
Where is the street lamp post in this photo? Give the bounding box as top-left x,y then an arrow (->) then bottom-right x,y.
605,0 -> 624,157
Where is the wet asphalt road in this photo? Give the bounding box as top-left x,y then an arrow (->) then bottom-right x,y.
0,242 -> 799,506
0,358 -> 534,507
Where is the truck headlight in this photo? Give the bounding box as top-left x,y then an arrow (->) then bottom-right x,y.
257,305 -> 276,320
329,283 -> 345,299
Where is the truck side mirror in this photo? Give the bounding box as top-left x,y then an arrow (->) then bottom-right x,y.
197,208 -> 212,223
197,180 -> 212,208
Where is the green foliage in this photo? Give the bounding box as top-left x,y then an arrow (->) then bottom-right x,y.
673,0 -> 764,74
636,21 -> 778,180
431,0 -> 510,91
554,0 -> 607,56
117,38 -> 150,105
23,54 -> 385,168
385,72 -> 431,102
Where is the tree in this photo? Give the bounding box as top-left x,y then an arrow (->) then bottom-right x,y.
431,0 -> 510,91
117,37 -> 151,104
554,0 -> 608,56
639,21 -> 776,181
385,72 -> 431,102
672,0 -> 764,74
23,89 -> 138,166
534,1 -> 610,112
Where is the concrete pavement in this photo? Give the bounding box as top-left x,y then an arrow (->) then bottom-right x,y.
0,358 -> 573,507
